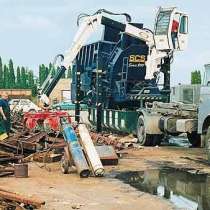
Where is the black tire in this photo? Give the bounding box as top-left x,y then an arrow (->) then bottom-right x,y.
136,115 -> 164,146
187,132 -> 201,147
136,115 -> 153,146
153,134 -> 164,146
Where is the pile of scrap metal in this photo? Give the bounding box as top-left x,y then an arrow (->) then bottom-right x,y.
0,110 -> 118,179
90,132 -> 126,150
90,132 -> 139,150
10,110 -> 24,133
0,131 -> 65,177
0,187 -> 45,209
0,151 -> 22,177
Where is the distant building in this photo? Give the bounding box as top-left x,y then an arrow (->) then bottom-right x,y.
0,89 -> 32,99
49,78 -> 71,104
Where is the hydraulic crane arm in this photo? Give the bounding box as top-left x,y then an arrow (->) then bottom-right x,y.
39,11 -> 154,106
38,7 -> 188,106
63,13 -> 154,69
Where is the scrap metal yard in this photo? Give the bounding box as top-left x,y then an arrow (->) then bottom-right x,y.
1,136 -> 210,210
1,1 -> 210,210
1,112 -> 210,210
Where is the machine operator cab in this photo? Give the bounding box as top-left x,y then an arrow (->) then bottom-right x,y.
154,7 -> 188,51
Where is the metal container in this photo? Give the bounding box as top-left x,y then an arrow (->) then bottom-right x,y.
14,163 -> 28,178
89,108 -> 139,134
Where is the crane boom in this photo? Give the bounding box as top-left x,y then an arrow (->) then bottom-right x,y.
63,14 -> 154,70
38,7 -> 188,106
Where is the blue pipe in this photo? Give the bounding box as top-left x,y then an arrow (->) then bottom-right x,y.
61,119 -> 90,178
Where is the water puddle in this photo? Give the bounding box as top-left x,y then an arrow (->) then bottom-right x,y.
116,168 -> 210,210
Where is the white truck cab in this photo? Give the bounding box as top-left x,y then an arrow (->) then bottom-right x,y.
154,7 -> 188,51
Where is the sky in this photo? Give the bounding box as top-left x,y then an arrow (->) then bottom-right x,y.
0,0 -> 209,85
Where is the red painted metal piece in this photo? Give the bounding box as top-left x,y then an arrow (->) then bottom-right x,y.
24,111 -> 71,131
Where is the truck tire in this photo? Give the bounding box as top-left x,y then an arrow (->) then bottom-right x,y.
187,132 -> 201,147
153,134 -> 164,146
136,115 -> 155,146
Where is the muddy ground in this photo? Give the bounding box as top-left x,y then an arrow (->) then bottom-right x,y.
1,145 -> 209,210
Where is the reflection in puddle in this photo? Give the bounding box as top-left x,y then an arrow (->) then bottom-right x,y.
116,168 -> 210,210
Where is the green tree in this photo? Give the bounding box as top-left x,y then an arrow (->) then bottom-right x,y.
25,68 -> 30,89
39,64 -> 46,86
45,67 -> 49,80
20,67 -> 27,88
28,70 -> 34,87
3,65 -> 9,88
0,57 -> 3,88
191,70 -> 201,84
16,66 -> 21,88
8,59 -> 16,88
28,70 -> 37,96
49,63 -> 56,77
67,66 -> 72,78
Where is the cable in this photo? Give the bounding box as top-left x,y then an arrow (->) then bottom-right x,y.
94,9 -> 132,22
53,54 -> 64,66
77,9 -> 132,26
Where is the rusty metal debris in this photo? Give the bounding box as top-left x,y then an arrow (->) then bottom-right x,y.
14,163 -> 28,178
33,151 -> 62,163
0,115 -> 66,178
90,132 -> 139,150
0,111 -> 123,180
95,145 -> 118,165
0,187 -> 45,209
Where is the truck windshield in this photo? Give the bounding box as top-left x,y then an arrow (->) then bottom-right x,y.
155,11 -> 172,35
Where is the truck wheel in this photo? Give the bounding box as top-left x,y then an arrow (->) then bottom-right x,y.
153,134 -> 164,146
136,115 -> 153,146
187,132 -> 201,147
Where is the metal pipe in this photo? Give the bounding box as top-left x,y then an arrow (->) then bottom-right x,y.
78,124 -> 104,176
61,119 -> 90,178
